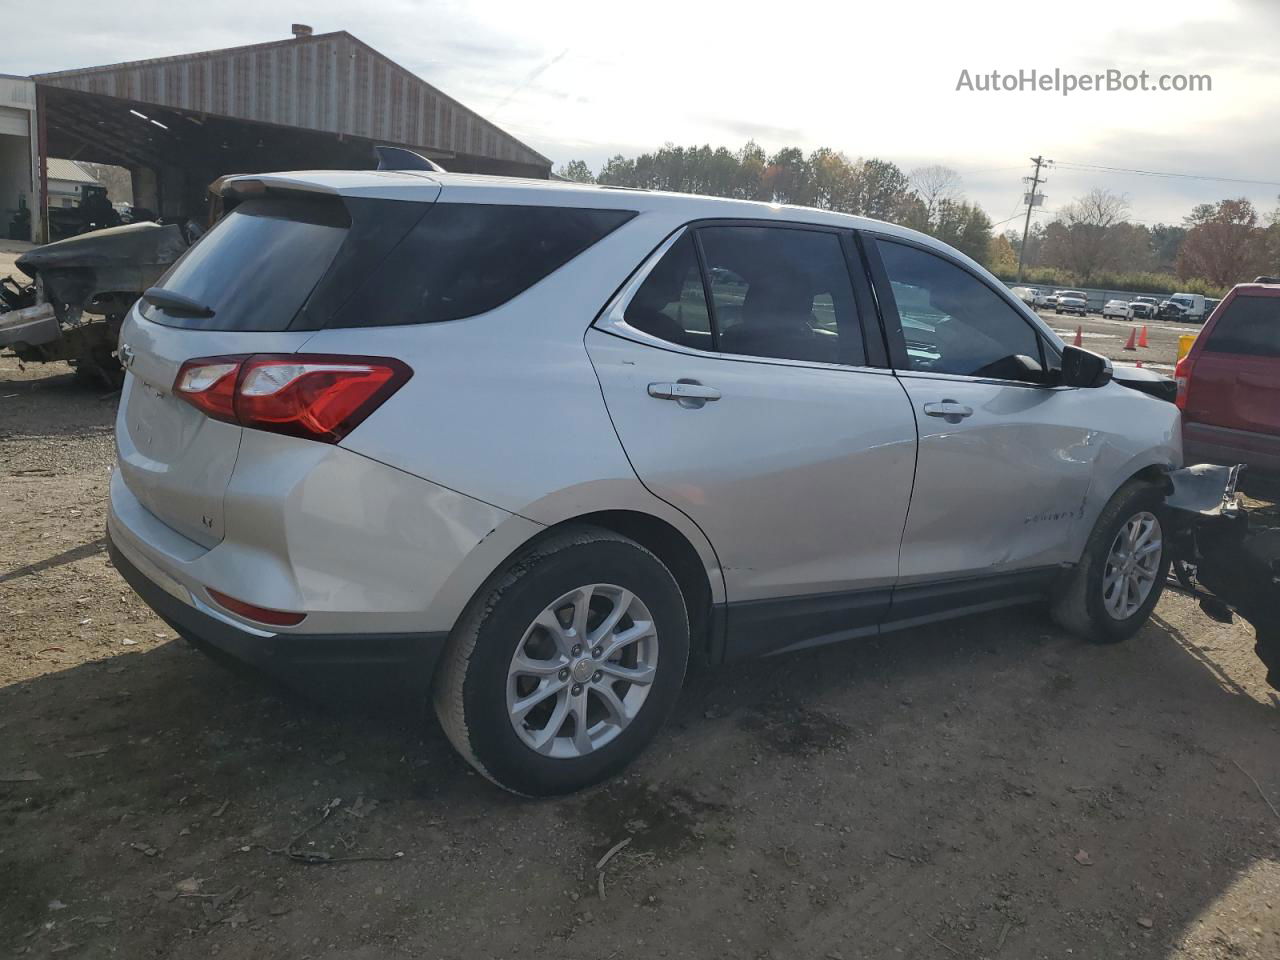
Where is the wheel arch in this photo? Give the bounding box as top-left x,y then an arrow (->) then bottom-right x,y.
424,496 -> 725,664
561,510 -> 717,663
1068,455 -> 1178,564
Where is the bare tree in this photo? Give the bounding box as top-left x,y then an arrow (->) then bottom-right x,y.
1043,188 -> 1130,283
909,165 -> 963,225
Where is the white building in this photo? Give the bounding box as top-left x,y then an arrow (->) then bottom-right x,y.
45,158 -> 101,208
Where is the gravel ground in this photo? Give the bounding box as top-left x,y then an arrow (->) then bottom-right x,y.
1036,309 -> 1199,373
2,355 -> 1278,960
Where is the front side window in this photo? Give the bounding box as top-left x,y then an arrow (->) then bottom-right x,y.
878,240 -> 1043,380
1204,295 -> 1280,357
698,226 -> 864,366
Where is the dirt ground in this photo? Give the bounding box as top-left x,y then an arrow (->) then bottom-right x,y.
2,355 -> 1278,960
1035,308 -> 1197,374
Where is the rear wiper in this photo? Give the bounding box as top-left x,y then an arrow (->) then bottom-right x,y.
142,287 -> 216,318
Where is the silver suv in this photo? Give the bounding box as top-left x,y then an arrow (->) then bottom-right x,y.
107,171 -> 1181,795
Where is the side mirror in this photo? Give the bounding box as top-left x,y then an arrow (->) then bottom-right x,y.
1060,345 -> 1113,388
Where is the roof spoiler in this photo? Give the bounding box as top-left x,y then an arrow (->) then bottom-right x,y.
1253,276 -> 1280,284
374,146 -> 445,173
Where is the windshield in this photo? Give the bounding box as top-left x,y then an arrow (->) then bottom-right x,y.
148,195 -> 350,331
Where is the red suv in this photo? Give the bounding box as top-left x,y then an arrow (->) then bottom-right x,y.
1176,278 -> 1280,475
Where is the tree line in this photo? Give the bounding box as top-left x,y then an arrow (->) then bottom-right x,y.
556,144 -> 1280,296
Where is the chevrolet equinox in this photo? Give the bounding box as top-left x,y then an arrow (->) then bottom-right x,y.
107,171 -> 1181,795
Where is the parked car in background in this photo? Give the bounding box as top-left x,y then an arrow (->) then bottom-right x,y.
1102,299 -> 1132,319
1055,290 -> 1090,316
1129,297 -> 1159,321
1177,278 -> 1280,475
1043,292 -> 1060,308
1203,297 -> 1221,317
1159,299 -> 1189,322
106,170 -> 1182,795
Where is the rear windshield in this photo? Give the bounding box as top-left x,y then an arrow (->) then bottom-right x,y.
1204,295 -> 1280,356
147,196 -> 349,331
145,198 -> 634,332
328,203 -> 636,328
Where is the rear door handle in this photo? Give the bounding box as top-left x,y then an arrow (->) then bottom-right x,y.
648,381 -> 721,403
923,400 -> 973,422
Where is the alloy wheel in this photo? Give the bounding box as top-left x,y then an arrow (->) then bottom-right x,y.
505,584 -> 659,758
1102,511 -> 1162,620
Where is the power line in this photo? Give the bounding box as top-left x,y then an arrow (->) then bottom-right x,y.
1053,160 -> 1280,190
953,163 -> 1029,177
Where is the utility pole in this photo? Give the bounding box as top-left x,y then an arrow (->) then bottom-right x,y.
1016,155 -> 1050,283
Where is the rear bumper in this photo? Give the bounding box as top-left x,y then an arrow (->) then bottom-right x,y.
1184,421 -> 1280,476
108,534 -> 447,692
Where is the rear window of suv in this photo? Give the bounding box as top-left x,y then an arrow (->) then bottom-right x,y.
1204,295 -> 1280,357
147,197 -> 635,331
147,195 -> 351,332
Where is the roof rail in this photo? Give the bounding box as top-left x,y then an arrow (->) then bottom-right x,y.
1252,276 -> 1280,284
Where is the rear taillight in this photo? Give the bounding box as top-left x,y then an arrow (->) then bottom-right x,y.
1174,354 -> 1191,411
174,354 -> 411,443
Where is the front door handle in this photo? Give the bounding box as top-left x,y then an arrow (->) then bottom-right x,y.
648,381 -> 721,408
922,399 -> 974,423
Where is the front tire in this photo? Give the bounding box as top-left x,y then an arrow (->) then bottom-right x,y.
1051,481 -> 1170,643
433,527 -> 689,796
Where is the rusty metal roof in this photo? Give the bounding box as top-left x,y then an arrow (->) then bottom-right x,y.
33,31 -> 549,171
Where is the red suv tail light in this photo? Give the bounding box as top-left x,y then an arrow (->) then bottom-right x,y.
1173,354 -> 1191,411
174,354 -> 412,443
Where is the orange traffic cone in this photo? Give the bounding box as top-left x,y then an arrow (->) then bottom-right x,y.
1073,325 -> 1083,347
1138,325 -> 1149,348
1123,328 -> 1137,351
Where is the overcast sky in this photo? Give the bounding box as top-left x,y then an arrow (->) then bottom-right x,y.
9,0 -> 1280,227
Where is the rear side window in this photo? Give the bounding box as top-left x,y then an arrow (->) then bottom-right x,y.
623,234 -> 713,350
148,196 -> 350,331
1204,295 -> 1280,357
700,226 -> 863,366
338,204 -> 635,327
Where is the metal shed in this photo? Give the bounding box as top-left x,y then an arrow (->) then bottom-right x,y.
30,26 -> 551,231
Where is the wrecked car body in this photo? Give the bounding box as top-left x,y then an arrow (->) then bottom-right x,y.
0,221 -> 189,386
1164,464 -> 1280,688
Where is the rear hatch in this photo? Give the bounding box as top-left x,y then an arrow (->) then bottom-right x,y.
1186,290 -> 1280,436
115,182 -> 435,547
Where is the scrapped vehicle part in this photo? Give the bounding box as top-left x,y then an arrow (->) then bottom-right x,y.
1111,365 -> 1177,404
1164,464 -> 1280,689
0,303 -> 59,351
6,222 -> 189,386
0,274 -> 36,313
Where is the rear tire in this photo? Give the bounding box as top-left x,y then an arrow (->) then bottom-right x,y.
1051,480 -> 1170,644
433,527 -> 689,796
